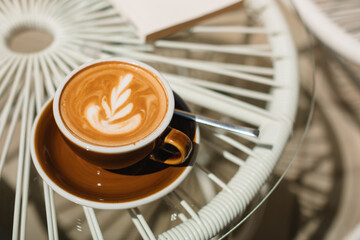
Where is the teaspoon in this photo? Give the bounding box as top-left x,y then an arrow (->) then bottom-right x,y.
174,109 -> 260,138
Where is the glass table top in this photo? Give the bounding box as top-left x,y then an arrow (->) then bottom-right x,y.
0,0 -> 315,239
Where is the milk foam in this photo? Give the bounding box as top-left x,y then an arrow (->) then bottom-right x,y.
85,73 -> 142,134
59,61 -> 168,147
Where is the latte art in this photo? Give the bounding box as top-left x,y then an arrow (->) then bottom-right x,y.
59,61 -> 168,147
85,74 -> 142,135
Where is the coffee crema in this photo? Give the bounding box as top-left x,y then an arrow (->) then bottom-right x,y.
59,61 -> 168,147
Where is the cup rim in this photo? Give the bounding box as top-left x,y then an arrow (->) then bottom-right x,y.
31,98 -> 198,209
52,57 -> 175,154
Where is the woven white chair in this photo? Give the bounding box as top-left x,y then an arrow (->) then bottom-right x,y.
292,0 -> 360,66
0,0 -> 304,239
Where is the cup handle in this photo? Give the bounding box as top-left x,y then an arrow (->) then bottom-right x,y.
150,128 -> 193,165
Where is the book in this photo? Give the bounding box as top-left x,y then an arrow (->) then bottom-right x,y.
110,0 -> 244,42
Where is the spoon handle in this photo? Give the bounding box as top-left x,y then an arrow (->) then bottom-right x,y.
174,109 -> 260,138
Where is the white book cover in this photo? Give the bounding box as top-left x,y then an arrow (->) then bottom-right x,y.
109,0 -> 244,42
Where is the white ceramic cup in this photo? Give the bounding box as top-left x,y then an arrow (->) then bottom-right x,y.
52,57 -> 192,169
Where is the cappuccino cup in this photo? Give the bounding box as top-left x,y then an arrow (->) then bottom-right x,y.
53,58 -> 192,169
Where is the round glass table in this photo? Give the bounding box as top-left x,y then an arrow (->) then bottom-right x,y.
0,0 -> 315,239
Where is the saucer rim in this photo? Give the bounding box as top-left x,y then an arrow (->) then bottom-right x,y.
31,98 -> 199,209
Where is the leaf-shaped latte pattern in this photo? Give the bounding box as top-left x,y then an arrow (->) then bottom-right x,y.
85,74 -> 142,134
59,62 -> 168,146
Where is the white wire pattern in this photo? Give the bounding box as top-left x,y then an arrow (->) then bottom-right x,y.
292,0 -> 360,65
0,0 -> 298,239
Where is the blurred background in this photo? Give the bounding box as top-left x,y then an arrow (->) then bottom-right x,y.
240,1 -> 360,239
